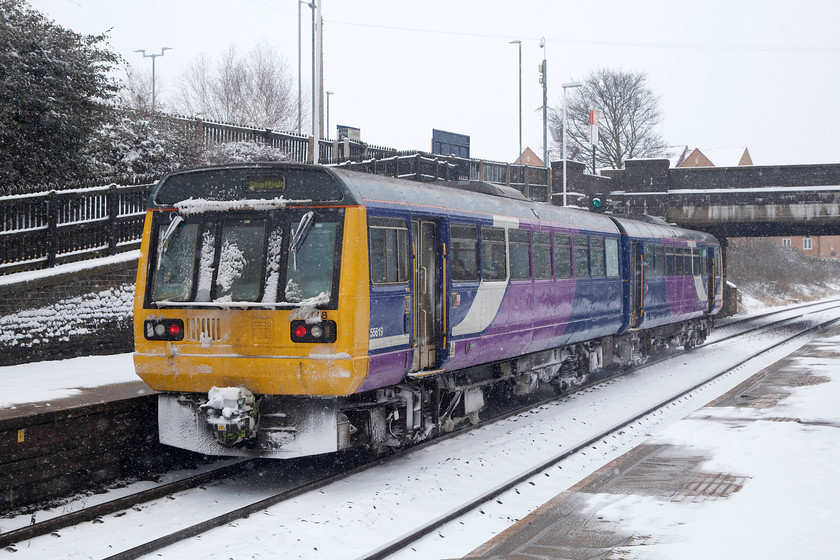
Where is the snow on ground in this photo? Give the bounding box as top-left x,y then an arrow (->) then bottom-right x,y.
0,353 -> 138,408
589,335 -> 840,559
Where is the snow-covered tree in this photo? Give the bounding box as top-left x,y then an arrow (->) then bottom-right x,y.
175,42 -> 299,131
199,141 -> 291,166
88,112 -> 204,179
0,0 -> 121,191
551,68 -> 666,170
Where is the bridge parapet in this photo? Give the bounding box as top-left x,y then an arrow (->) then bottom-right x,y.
587,159 -> 840,238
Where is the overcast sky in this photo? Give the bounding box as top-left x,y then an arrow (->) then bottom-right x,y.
29,0 -> 840,166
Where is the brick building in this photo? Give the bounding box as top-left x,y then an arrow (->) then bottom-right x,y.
514,147 -> 544,167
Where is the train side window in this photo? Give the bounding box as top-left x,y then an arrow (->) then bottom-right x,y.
369,217 -> 409,285
655,244 -> 665,277
533,232 -> 552,279
554,233 -> 571,278
643,242 -> 655,277
216,219 -> 267,302
590,236 -> 605,278
573,235 -> 589,278
693,248 -> 702,276
676,247 -> 685,276
509,229 -> 531,280
481,226 -> 507,281
450,224 -> 479,282
665,245 -> 676,276
605,237 -> 620,278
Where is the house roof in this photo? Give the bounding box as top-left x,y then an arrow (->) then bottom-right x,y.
514,147 -> 544,167
677,146 -> 753,167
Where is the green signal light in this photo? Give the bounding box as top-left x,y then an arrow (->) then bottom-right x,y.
592,198 -> 602,208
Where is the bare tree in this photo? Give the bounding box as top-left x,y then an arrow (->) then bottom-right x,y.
175,42 -> 299,131
551,68 -> 666,170
119,66 -> 154,114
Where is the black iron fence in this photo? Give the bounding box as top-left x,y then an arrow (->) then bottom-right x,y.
173,116 -> 398,165
1,118 -> 551,276
0,183 -> 153,276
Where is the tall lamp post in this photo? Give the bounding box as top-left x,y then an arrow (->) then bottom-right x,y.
135,48 -> 171,111
326,91 -> 334,140
297,1 -> 304,134
539,38 -> 548,169
561,81 -> 582,206
509,40 -> 522,160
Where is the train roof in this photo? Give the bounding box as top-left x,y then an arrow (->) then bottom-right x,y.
329,167 -> 620,233
148,162 -> 717,244
150,162 -> 620,233
609,214 -> 719,244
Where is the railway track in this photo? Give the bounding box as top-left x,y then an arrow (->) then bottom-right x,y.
364,304 -> 840,559
4,300 -> 839,559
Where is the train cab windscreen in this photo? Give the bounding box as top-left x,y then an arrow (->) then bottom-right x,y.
149,212 -> 341,308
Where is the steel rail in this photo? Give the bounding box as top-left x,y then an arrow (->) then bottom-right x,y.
0,460 -> 255,549
356,313 -> 840,559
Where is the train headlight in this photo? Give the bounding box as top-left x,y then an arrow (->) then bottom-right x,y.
290,320 -> 337,343
144,318 -> 185,341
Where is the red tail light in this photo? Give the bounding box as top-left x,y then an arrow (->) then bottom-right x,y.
290,320 -> 337,343
144,319 -> 185,341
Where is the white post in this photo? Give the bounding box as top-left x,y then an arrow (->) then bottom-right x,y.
311,1 -> 321,151
562,88 -> 568,207
562,81 -> 583,206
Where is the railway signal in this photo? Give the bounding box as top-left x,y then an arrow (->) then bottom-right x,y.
590,193 -> 606,212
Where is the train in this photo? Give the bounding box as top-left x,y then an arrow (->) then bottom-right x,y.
133,162 -> 723,459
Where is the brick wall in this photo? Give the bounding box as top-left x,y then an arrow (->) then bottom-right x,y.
600,159 -> 840,192
0,257 -> 139,366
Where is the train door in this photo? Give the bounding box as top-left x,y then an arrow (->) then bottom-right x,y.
706,247 -> 717,312
411,220 -> 442,371
630,241 -> 644,328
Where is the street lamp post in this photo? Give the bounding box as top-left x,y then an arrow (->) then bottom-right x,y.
326,91 -> 334,140
562,81 -> 583,206
509,40 -> 522,160
539,38 -> 548,169
298,1 -> 304,134
135,48 -> 171,111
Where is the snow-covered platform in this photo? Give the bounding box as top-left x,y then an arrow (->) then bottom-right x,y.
0,353 -> 154,424
460,327 -> 840,559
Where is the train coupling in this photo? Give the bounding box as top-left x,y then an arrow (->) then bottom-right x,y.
200,386 -> 259,446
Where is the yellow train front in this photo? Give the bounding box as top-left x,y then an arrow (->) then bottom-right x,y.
134,163 -> 371,458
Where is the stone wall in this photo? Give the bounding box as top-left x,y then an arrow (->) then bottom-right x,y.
0,257 -> 139,366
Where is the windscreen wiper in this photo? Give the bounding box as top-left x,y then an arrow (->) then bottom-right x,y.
289,211 -> 315,270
